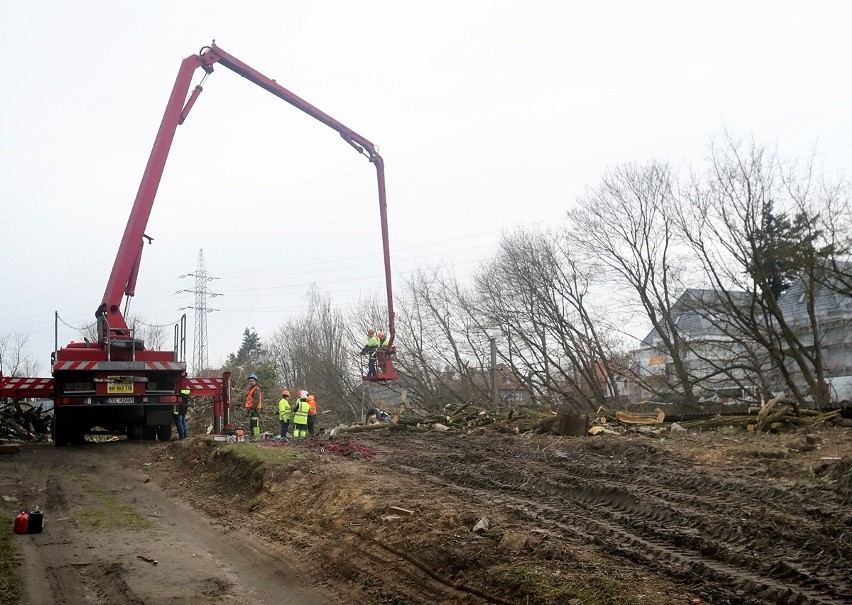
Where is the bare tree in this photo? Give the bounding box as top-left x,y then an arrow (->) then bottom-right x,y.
567,161 -> 701,405
77,314 -> 168,352
393,266 -> 491,409
267,286 -> 362,420
472,228 -> 623,410
131,318 -> 168,351
0,332 -> 42,377
677,135 -> 852,408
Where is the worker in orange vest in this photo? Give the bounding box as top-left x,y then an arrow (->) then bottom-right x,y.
306,393 -> 318,437
244,374 -> 263,441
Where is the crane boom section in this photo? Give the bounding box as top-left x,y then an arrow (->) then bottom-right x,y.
100,44 -> 395,347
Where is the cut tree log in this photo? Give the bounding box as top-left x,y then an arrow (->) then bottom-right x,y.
616,409 -> 665,425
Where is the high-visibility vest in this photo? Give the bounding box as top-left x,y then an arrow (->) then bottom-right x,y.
307,395 -> 317,415
174,393 -> 189,415
245,385 -> 263,409
365,335 -> 380,358
293,399 -> 310,425
278,397 -> 292,421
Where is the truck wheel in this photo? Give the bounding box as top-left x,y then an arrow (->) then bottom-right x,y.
157,425 -> 172,442
52,416 -> 67,446
52,420 -> 84,446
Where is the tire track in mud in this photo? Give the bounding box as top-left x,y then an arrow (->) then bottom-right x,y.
387,434 -> 852,605
552,448 -> 852,598
532,454 -> 852,598
495,440 -> 850,585
80,560 -> 145,605
318,532 -> 503,605
28,472 -> 90,605
31,471 -> 147,605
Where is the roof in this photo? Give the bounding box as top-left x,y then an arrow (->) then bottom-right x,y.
640,288 -> 751,346
776,266 -> 852,327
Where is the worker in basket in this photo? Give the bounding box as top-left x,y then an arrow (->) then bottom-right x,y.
360,329 -> 380,377
375,330 -> 391,374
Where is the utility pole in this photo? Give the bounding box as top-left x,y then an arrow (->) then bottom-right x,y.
177,250 -> 220,375
490,337 -> 499,412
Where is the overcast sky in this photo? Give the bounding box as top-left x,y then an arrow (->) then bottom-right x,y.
3,1 -> 852,373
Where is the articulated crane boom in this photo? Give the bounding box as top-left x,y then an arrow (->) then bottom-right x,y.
2,43 -> 397,446
102,42 -> 397,359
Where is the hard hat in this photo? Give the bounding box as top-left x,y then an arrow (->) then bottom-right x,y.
377,331 -> 385,339
248,374 -> 258,381
180,388 -> 191,395
281,389 -> 290,397
367,329 -> 375,334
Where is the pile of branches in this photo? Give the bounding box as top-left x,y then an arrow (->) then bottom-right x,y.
676,397 -> 843,433
0,402 -> 53,441
336,402 -> 557,435
333,399 -> 845,439
748,398 -> 842,432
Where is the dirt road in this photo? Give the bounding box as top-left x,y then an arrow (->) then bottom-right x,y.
1,441 -> 337,605
2,424 -> 851,605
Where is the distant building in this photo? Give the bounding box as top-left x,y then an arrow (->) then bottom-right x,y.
470,364 -> 533,410
775,269 -> 852,400
621,273 -> 852,405
624,288 -> 756,402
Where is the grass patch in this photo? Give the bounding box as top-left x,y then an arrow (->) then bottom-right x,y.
220,443 -> 303,465
71,477 -> 151,530
0,514 -> 22,605
509,566 -> 638,605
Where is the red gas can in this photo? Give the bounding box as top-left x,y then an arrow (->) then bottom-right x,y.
13,511 -> 29,535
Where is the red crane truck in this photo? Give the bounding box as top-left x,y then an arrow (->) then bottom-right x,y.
1,42 -> 397,444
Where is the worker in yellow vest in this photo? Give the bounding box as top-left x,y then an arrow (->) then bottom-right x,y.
360,329 -> 380,376
173,387 -> 190,439
278,389 -> 292,441
292,393 -> 310,439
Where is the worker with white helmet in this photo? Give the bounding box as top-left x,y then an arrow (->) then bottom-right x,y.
292,391 -> 310,439
244,374 -> 263,441
306,392 -> 318,437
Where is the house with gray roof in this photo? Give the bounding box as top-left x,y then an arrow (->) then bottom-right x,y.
774,268 -> 852,401
623,288 -> 757,402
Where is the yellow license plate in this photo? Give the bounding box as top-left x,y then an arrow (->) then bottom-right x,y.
107,383 -> 133,394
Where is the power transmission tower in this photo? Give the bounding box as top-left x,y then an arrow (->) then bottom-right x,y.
178,250 -> 221,375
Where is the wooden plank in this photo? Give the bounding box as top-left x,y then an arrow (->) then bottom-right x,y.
0,443 -> 22,454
